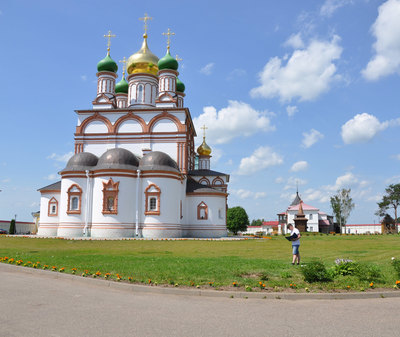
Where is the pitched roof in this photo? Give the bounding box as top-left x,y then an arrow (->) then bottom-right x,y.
262,221 -> 279,227
290,192 -> 301,206
38,181 -> 61,192
319,219 -> 330,226
287,202 -> 319,212
188,169 -> 228,177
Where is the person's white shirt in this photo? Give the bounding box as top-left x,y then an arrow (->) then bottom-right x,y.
291,227 -> 300,244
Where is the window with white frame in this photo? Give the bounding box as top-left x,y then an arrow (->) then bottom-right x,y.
48,197 -> 58,217
309,214 -> 313,220
67,184 -> 82,214
145,184 -> 161,215
102,178 -> 119,215
197,201 -> 208,220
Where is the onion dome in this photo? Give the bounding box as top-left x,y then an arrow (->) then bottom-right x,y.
127,35 -> 159,76
139,151 -> 179,172
115,76 -> 129,94
96,148 -> 139,170
158,50 -> 178,71
97,53 -> 118,73
62,152 -> 99,172
176,77 -> 185,93
197,138 -> 212,156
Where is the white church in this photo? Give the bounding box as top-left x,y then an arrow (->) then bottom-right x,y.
37,18 -> 229,238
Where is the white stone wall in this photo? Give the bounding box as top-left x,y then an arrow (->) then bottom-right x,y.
37,192 -> 60,236
345,225 -> 382,234
184,195 -> 227,238
91,175 -> 137,238
287,210 -> 319,232
57,177 -> 87,238
141,177 -> 183,238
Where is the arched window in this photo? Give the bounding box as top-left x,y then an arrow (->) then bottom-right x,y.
198,177 -> 210,186
197,201 -> 208,220
102,178 -> 119,215
145,184 -> 161,215
67,184 -> 82,214
137,85 -> 144,103
48,197 -> 58,217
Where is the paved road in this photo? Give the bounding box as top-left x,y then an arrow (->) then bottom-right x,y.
1,267 -> 399,337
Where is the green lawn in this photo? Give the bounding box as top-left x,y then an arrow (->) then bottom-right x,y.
1,235 -> 400,291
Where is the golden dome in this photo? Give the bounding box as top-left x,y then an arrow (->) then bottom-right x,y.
127,34 -> 159,76
197,137 -> 212,156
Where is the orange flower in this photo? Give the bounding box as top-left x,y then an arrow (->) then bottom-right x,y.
396,280 -> 400,285
232,282 -> 237,287
148,279 -> 152,284
369,282 -> 374,288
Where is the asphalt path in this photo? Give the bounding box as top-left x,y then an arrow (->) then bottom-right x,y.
1,266 -> 399,337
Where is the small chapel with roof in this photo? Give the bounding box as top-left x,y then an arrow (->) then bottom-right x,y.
36,16 -> 229,238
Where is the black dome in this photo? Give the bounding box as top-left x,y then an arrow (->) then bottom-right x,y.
139,151 -> 179,172
95,148 -> 139,170
63,152 -> 98,171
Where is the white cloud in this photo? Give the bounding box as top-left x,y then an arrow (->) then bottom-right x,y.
200,63 -> 215,75
193,100 -> 275,144
286,105 -> 298,117
47,151 -> 74,163
393,154 -> 400,160
250,35 -> 342,102
45,173 -> 59,181
284,33 -> 304,49
227,68 -> 246,80
341,113 -> 388,144
302,129 -> 324,148
81,75 -> 87,81
385,175 -> 400,184
301,172 -> 369,204
231,189 -> 267,200
1,178 -> 10,183
237,146 -> 283,175
290,161 -> 308,172
30,202 -> 39,208
284,177 -> 307,191
275,177 -> 285,184
362,0 -> 400,80
320,0 -> 353,17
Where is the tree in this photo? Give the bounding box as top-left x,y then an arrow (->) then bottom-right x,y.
9,219 -> 16,235
330,188 -> 355,233
250,219 -> 263,227
376,183 -> 400,233
381,213 -> 395,234
227,206 -> 249,235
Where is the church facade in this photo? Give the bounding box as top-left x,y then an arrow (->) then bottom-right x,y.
37,21 -> 229,238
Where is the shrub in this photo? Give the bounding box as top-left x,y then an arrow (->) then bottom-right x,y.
334,259 -> 357,276
301,260 -> 333,283
355,263 -> 382,282
392,258 -> 400,278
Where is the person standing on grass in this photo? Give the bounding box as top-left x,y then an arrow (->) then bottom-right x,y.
287,223 -> 301,265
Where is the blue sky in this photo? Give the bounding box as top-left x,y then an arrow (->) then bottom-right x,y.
0,0 -> 399,223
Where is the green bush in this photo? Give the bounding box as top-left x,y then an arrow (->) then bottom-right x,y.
334,260 -> 357,276
355,263 -> 382,282
301,260 -> 333,283
391,258 -> 400,278
9,219 -> 16,235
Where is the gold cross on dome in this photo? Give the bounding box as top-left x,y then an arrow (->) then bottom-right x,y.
139,13 -> 153,36
175,54 -> 182,61
200,125 -> 208,138
103,30 -> 116,54
119,56 -> 128,75
162,28 -> 175,51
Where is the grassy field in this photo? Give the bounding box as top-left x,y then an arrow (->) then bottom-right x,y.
1,235 -> 400,291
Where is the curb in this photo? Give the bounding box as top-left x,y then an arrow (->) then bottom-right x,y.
2,263 -> 400,301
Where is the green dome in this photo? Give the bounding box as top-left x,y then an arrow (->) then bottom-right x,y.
158,50 -> 178,71
176,77 -> 185,93
115,76 -> 129,94
97,54 -> 118,73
